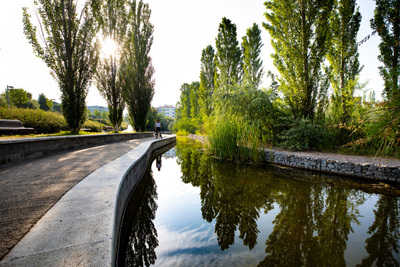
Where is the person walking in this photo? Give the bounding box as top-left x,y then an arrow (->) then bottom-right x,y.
155,119 -> 162,139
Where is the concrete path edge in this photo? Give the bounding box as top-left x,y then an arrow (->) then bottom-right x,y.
0,136 -> 176,267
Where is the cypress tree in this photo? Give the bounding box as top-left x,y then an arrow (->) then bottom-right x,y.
242,23 -> 264,90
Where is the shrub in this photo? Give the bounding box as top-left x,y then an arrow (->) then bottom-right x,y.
280,118 -> 325,151
0,107 -> 68,134
175,129 -> 189,136
0,107 -> 108,134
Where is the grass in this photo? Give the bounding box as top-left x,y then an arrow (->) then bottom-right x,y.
208,115 -> 265,163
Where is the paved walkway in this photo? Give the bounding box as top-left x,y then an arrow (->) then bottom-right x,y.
0,137 -> 154,260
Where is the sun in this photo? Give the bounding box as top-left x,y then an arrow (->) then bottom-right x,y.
101,37 -> 118,57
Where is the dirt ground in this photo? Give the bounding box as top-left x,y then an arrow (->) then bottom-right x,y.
0,137 -> 153,260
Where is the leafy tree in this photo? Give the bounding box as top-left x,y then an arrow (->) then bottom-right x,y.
94,0 -> 128,132
146,106 -> 158,130
174,82 -> 199,133
9,88 -> 28,108
38,93 -> 50,111
93,109 -> 101,119
242,23 -> 264,90
264,0 -> 334,120
189,81 -> 201,131
122,0 -> 155,132
46,98 -> 53,111
23,0 -> 100,133
199,45 -> 215,119
214,17 -> 242,96
371,0 -> 400,100
179,83 -> 192,120
327,0 -> 362,124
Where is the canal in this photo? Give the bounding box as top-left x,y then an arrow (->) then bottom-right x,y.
122,137 -> 400,266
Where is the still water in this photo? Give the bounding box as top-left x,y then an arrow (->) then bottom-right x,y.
123,138 -> 400,266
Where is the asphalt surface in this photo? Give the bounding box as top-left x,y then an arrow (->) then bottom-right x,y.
0,137 -> 154,260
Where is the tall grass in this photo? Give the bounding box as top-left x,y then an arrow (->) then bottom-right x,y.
208,115 -> 265,163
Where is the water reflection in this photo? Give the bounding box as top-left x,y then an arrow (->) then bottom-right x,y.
124,138 -> 400,266
125,172 -> 159,266
357,195 -> 400,266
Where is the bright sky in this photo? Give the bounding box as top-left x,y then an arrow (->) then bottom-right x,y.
0,0 -> 382,108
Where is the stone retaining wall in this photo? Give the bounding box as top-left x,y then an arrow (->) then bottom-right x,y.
188,134 -> 207,143
264,150 -> 400,183
187,135 -> 400,183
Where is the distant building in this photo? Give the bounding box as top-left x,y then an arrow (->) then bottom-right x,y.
87,105 -> 109,114
155,105 -> 176,118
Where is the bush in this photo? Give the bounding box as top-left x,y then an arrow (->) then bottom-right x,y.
175,129 -> 189,136
82,120 -> 100,132
0,107 -> 68,134
0,107 -> 109,134
280,118 -> 325,151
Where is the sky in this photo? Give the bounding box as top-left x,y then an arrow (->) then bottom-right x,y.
0,0 -> 382,108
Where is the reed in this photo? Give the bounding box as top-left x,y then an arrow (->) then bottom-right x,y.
208,115 -> 265,163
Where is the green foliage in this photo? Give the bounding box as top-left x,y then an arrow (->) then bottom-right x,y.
38,93 -> 50,111
345,99 -> 400,158
94,0 -> 127,132
122,0 -> 154,132
175,130 -> 189,136
371,0 -> 400,100
146,107 -> 158,130
9,88 -> 28,108
214,17 -> 242,95
280,118 -> 326,151
0,107 -> 111,134
242,23 -> 264,89
174,82 -> 201,134
208,114 -> 265,163
22,0 -> 99,133
264,0 -> 334,120
327,0 -> 362,124
0,107 -> 68,134
199,45 -> 215,119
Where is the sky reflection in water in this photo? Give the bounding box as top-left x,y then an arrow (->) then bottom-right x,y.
125,138 -> 400,267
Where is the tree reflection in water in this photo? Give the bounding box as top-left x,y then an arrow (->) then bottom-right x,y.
123,138 -> 400,266
125,172 -> 158,267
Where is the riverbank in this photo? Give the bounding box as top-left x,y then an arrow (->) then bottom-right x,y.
188,134 -> 400,183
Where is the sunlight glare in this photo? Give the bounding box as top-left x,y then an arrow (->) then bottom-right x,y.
101,38 -> 118,57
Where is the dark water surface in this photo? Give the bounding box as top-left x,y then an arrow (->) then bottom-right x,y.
124,138 -> 400,267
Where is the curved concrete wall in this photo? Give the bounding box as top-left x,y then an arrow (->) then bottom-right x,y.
0,132 -> 153,166
113,137 -> 176,265
1,136 -> 176,266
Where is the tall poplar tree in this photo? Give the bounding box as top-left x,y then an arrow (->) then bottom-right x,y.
189,81 -> 201,131
328,0 -> 362,124
94,0 -> 128,132
122,0 -> 155,132
264,0 -> 334,120
214,17 -> 242,95
371,0 -> 400,100
242,23 -> 264,90
23,0 -> 100,133
199,45 -> 215,119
